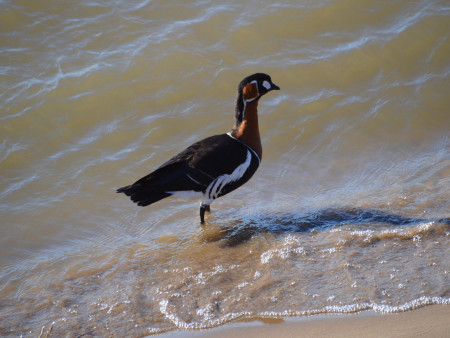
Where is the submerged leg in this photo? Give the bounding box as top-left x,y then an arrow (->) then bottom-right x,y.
200,204 -> 210,224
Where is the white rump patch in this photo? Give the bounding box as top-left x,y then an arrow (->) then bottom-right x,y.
167,190 -> 203,200
262,80 -> 271,90
203,150 -> 252,205
166,173 -> 205,200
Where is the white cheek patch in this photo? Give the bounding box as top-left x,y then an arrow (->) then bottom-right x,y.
262,80 -> 271,90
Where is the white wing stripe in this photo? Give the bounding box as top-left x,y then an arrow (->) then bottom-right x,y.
186,173 -> 202,185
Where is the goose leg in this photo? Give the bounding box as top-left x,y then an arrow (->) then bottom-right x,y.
200,204 -> 210,224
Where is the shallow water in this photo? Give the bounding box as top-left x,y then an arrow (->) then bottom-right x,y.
1,0 -> 449,336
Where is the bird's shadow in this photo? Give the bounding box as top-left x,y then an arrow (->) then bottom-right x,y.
202,207 -> 449,247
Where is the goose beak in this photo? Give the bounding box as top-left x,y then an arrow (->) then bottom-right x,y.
270,83 -> 280,91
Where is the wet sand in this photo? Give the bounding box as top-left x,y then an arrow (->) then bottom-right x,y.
166,305 -> 450,337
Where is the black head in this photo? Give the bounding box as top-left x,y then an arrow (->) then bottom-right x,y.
235,73 -> 280,124
238,73 -> 280,98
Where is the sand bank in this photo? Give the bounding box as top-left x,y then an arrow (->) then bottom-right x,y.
165,305 -> 449,337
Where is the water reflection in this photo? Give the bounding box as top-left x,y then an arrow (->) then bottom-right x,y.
202,208 -> 449,246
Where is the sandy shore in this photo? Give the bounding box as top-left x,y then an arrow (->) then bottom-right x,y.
165,305 -> 450,338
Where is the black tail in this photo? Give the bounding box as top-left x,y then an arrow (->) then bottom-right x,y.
116,185 -> 171,207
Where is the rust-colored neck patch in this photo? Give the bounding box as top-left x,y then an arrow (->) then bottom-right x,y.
243,83 -> 259,102
232,99 -> 262,159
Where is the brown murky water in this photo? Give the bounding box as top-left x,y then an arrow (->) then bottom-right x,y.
1,0 -> 449,336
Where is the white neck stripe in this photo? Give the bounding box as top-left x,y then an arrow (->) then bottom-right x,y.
226,132 -> 261,165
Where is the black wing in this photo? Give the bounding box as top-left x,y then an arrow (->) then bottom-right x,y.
117,134 -> 250,206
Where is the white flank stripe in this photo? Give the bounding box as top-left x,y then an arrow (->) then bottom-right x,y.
203,150 -> 252,205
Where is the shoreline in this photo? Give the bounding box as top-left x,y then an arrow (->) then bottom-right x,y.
164,304 -> 450,337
